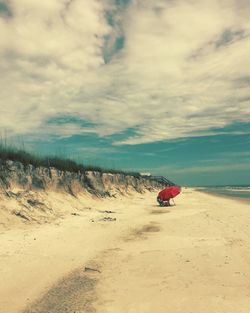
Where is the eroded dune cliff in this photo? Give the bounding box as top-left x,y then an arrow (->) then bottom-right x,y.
0,160 -> 163,227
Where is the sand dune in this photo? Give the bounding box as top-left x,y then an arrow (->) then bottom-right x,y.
1,189 -> 250,313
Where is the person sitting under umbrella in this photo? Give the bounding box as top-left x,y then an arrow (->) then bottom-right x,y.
157,185 -> 181,207
157,190 -> 170,206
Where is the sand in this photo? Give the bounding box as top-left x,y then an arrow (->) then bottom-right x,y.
0,188 -> 250,313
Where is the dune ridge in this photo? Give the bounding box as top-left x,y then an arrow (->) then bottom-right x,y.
0,159 -> 163,229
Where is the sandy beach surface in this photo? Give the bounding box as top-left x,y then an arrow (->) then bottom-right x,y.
0,188 -> 250,313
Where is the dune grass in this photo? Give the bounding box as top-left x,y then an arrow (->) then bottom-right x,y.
0,143 -> 140,177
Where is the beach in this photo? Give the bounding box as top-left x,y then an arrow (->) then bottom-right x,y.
1,188 -> 250,313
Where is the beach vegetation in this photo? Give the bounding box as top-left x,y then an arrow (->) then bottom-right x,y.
0,141 -> 140,177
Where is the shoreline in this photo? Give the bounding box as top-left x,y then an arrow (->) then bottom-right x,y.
195,188 -> 250,204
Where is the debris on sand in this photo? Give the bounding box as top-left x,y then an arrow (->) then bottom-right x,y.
83,207 -> 92,210
100,217 -> 116,222
99,210 -> 115,214
84,267 -> 101,273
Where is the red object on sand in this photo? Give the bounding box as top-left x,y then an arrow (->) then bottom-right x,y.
158,186 -> 181,201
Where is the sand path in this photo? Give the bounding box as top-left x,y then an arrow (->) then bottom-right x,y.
1,189 -> 250,313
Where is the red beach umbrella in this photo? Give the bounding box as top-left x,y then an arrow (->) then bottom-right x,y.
158,186 -> 181,201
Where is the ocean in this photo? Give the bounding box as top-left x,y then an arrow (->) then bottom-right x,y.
196,185 -> 250,200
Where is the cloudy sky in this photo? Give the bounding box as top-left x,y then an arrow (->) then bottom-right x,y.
0,0 -> 250,185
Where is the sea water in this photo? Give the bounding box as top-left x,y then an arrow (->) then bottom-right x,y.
197,185 -> 250,200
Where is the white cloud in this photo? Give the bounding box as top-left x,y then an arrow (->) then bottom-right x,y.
153,161 -> 250,178
0,0 -> 250,143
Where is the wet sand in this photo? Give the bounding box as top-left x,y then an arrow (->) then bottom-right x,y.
1,189 -> 250,313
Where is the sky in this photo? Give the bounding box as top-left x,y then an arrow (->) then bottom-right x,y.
0,0 -> 250,186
